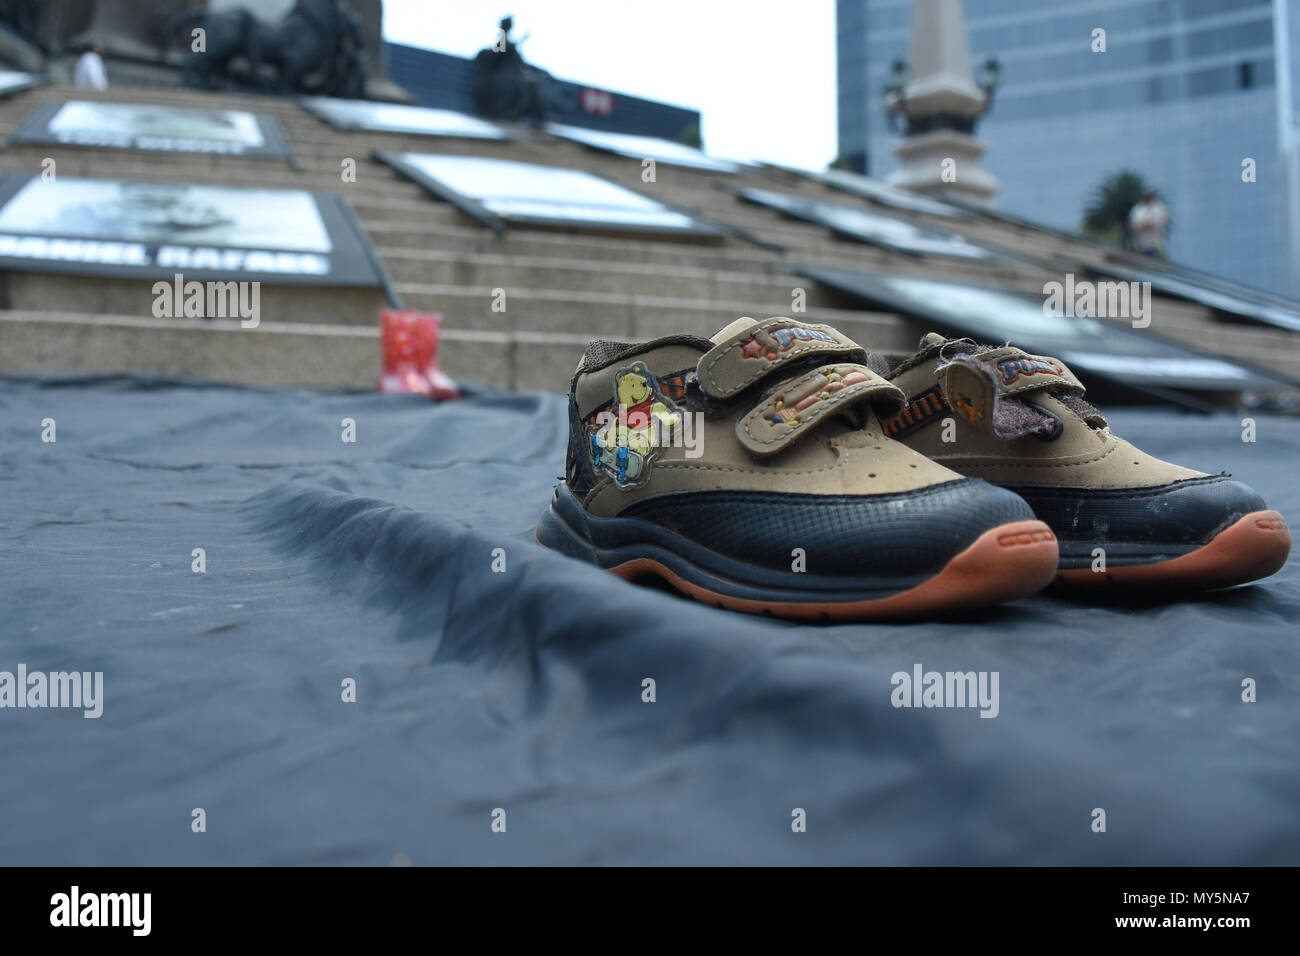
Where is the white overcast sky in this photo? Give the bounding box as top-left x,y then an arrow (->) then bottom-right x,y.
382,0 -> 839,169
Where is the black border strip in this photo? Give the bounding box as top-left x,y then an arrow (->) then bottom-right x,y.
1,865 -> 1286,942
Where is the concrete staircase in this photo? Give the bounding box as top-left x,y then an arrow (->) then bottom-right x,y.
0,82 -> 1296,393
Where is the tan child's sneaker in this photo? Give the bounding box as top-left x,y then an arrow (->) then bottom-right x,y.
875,333 -> 1292,589
536,318 -> 1059,619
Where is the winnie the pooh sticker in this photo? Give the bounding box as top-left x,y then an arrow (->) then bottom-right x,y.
589,362 -> 684,488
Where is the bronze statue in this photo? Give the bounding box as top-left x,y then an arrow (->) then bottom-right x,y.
0,0 -> 42,44
472,16 -> 547,123
158,0 -> 367,98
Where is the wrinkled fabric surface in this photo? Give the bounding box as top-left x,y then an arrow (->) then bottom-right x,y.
1,374 -> 1297,866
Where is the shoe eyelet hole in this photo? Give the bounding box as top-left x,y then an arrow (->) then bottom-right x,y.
868,472 -> 877,478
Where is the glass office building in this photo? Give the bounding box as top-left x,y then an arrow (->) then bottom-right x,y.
837,0 -> 1300,298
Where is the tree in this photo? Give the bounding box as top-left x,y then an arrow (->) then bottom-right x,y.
1081,170 -> 1164,249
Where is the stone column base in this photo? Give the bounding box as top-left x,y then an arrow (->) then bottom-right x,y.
889,129 -> 999,205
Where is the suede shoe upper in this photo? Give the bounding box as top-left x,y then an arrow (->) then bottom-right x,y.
541,319 -> 1063,615
875,332 -> 1206,490
874,333 -> 1286,567
567,318 -> 967,520
562,319 -> 1041,577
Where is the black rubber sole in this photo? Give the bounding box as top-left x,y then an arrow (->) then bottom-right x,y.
1054,510 -> 1290,588
1006,476 -> 1270,570
1055,537 -> 1206,570
534,484 -> 1060,619
536,484 -> 917,603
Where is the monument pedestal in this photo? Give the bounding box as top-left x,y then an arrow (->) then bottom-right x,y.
889,129 -> 998,205
887,0 -> 998,205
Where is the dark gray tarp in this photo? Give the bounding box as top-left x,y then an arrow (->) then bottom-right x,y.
2,374 -> 1297,865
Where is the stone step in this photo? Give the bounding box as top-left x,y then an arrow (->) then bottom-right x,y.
363,217 -> 1035,287
0,310 -> 679,392
362,217 -> 761,264
393,281 -> 909,345
0,272 -> 388,325
5,302 -> 1288,394
0,260 -> 920,348
373,227 -> 781,270
0,310 -> 383,388
377,248 -> 838,304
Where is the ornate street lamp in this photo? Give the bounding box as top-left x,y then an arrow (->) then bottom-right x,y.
883,59 -> 910,133
976,55 -> 1001,113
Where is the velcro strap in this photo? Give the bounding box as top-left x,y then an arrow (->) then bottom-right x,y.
939,347 -> 1084,437
737,363 -> 904,457
697,318 -> 864,399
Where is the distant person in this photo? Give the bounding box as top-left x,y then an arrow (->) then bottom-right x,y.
74,42 -> 109,90
1128,190 -> 1168,258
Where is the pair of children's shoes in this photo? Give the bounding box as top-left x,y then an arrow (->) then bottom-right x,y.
536,319 -> 1291,619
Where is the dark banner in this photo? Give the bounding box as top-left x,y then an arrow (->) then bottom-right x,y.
385,41 -> 701,143
0,173 -> 385,287
9,100 -> 297,163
